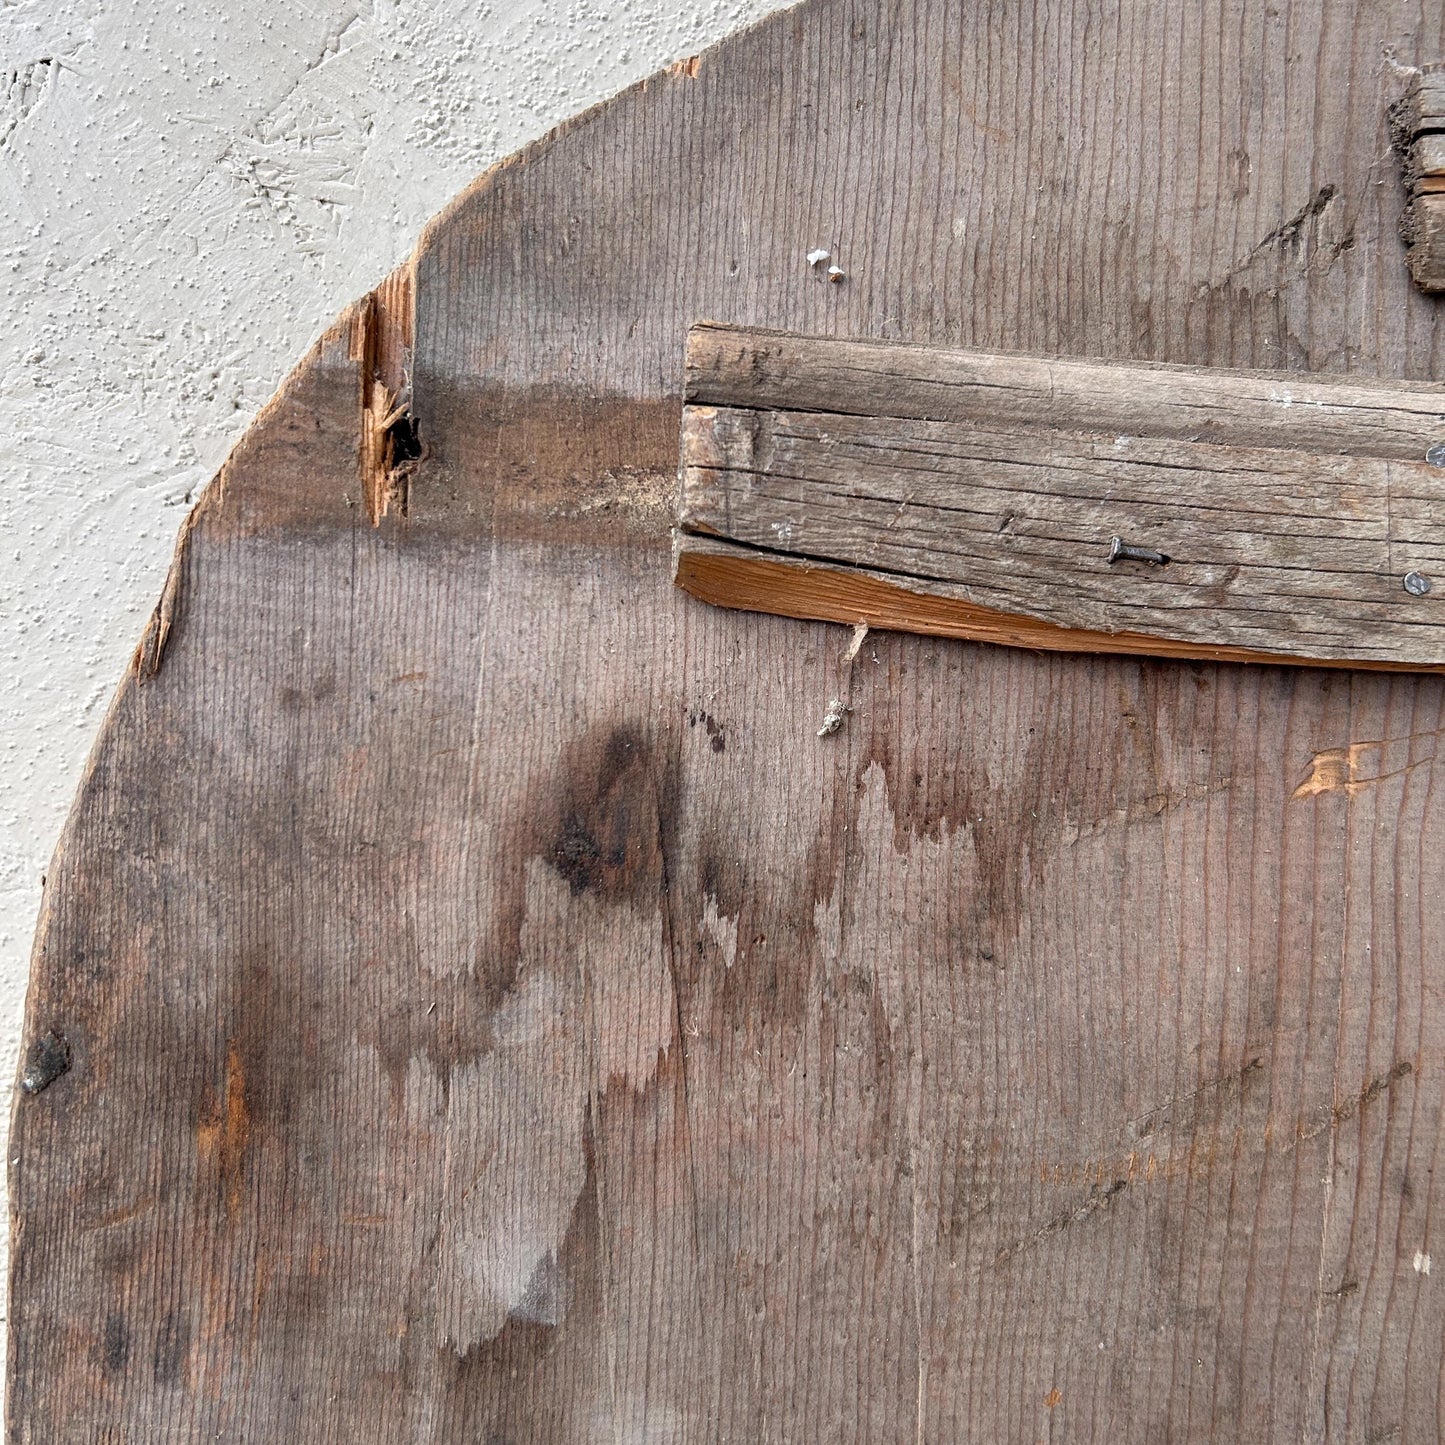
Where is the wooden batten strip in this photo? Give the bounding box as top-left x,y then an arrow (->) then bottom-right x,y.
675,325 -> 1445,670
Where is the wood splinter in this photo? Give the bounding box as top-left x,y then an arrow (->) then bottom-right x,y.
674,322 -> 1445,672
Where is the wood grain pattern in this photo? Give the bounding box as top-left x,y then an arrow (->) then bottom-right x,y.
13,1 -> 1445,1441
677,325 -> 1445,667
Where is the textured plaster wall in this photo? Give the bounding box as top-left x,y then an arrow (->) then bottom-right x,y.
0,0 -> 792,1339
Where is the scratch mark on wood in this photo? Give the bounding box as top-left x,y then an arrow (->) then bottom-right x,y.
1292,741 -> 1435,799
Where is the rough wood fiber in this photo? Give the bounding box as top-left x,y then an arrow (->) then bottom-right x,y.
1394,67 -> 1445,291
677,325 -> 1445,668
13,1 -> 1445,1442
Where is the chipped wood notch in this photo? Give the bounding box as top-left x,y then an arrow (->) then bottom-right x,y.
674,322 -> 1445,671
1392,65 -> 1445,292
351,268 -> 419,523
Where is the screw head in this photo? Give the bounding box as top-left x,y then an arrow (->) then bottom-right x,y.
1404,571 -> 1432,597
1427,444 -> 1445,468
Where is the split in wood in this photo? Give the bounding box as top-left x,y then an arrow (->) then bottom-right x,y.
674,323 -> 1445,671
351,275 -> 419,522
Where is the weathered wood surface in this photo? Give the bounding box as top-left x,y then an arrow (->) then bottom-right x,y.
13,1 -> 1445,1442
1394,66 -> 1445,290
677,325 -> 1445,668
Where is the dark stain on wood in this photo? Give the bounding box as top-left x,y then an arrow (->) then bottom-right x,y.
19,1029 -> 72,1096
547,727 -> 666,904
99,1314 -> 129,1377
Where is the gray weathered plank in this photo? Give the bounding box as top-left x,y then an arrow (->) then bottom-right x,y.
684,322 -> 1445,458
676,327 -> 1445,667
13,1 -> 1445,1442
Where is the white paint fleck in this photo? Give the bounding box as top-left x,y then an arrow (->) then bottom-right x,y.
1415,1250 -> 1432,1275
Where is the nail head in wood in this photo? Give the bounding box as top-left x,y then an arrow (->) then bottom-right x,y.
1107,537 -> 1170,566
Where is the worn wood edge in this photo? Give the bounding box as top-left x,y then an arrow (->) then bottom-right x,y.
1391,67 -> 1445,153
7,215 -> 439,1445
7,260 -> 420,1442
129,259 -> 414,684
684,318 -> 1445,396
683,322 -> 1445,457
673,535 -> 1445,674
1393,67 -> 1445,293
410,2 -> 809,269
1406,195 -> 1445,294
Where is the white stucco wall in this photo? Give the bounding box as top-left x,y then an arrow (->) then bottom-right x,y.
0,0 -> 792,1344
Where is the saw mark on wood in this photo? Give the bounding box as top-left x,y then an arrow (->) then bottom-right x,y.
1027,1062 -> 1413,1236
1129,1056 -> 1266,1140
87,1196 -> 157,1232
993,1178 -> 1131,1266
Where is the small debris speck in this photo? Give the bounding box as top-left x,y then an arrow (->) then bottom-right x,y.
806,248 -> 831,268
817,699 -> 849,737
